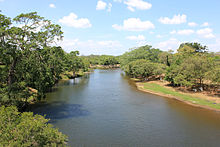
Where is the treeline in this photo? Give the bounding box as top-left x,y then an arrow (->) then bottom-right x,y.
120,43 -> 220,92
82,55 -> 119,66
0,12 -> 89,108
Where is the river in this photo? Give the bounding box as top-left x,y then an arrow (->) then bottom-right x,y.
30,69 -> 220,147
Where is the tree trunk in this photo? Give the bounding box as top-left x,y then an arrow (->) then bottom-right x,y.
8,58 -> 17,86
166,55 -> 170,66
73,71 -> 76,79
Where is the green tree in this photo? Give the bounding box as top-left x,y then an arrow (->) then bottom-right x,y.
120,45 -> 162,69
179,42 -> 208,53
66,51 -> 83,78
124,59 -> 165,80
0,106 -> 67,146
0,12 -> 64,107
173,55 -> 211,87
98,55 -> 119,65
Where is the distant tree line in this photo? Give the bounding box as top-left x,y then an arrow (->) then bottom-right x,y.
120,43 -> 220,92
82,55 -> 119,66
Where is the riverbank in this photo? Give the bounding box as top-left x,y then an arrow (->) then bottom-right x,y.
61,70 -> 92,80
90,64 -> 120,69
135,80 -> 220,112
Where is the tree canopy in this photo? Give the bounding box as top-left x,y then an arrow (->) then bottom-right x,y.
0,106 -> 67,146
120,42 -> 219,91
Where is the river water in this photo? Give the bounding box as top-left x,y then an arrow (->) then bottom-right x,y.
30,69 -> 220,147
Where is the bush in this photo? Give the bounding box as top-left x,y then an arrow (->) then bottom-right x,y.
0,106 -> 68,146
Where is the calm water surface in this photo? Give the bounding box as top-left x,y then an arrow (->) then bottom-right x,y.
30,69 -> 220,147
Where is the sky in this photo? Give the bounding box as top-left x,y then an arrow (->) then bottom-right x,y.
1,0 -> 220,55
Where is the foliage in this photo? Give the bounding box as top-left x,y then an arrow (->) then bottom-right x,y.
173,55 -> 211,87
83,55 -> 119,66
0,12 -> 89,107
120,45 -> 162,69
98,55 -> 119,65
120,43 -> 219,90
178,42 -> 208,53
65,51 -> 84,78
0,12 -> 65,106
164,43 -> 219,88
124,59 -> 165,80
0,106 -> 67,146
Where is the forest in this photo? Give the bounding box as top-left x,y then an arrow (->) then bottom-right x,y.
0,12 -> 220,146
120,44 -> 220,93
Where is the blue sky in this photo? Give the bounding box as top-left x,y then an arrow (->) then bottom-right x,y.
1,0 -> 220,55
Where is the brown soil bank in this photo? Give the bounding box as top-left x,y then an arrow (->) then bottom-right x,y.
135,81 -> 220,112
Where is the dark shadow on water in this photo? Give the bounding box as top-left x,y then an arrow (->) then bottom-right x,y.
28,101 -> 90,122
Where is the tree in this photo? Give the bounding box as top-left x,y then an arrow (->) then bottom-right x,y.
178,42 -> 208,53
0,106 -> 67,146
206,55 -> 220,84
0,12 -> 64,107
124,59 -> 165,80
66,51 -> 83,78
98,55 -> 119,65
158,50 -> 174,66
120,45 -> 162,70
172,55 -> 211,87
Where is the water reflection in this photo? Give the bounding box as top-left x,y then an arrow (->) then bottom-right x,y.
30,101 -> 90,120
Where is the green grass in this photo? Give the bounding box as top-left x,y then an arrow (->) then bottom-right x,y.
0,65 -> 5,68
131,78 -> 142,82
143,83 -> 220,109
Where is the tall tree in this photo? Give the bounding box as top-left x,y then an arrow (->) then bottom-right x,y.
0,12 -> 64,106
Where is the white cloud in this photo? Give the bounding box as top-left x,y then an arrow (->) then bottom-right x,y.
188,22 -> 197,27
96,0 -> 107,10
208,38 -> 220,52
170,29 -> 194,35
156,35 -> 163,38
58,38 -> 123,55
170,30 -> 176,34
158,14 -> 187,24
112,18 -> 155,31
124,0 -> 152,11
114,0 -> 122,2
126,35 -> 145,41
197,28 -> 215,38
107,3 -> 112,12
96,1 -> 112,12
137,40 -> 149,46
201,22 -> 209,27
126,35 -> 149,47
0,0 -> 4,2
177,29 -> 194,35
59,13 -> 92,28
155,38 -> 180,51
49,3 -> 56,8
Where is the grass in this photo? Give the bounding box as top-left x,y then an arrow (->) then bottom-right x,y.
130,78 -> 142,82
142,82 -> 220,110
0,65 -> 5,68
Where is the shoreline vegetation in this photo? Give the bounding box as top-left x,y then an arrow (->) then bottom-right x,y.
119,44 -> 219,112
60,64 -> 120,80
90,64 -> 120,69
133,80 -> 220,111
